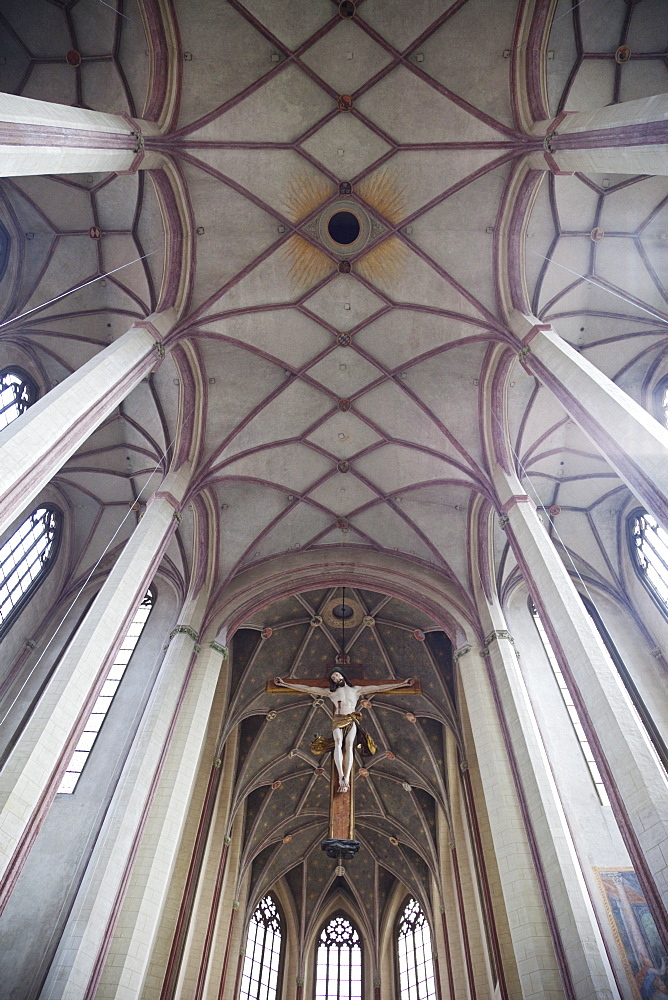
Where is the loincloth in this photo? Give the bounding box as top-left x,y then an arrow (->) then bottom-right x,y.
310,711 -> 377,756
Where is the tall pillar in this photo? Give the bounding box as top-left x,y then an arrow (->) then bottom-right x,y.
457,642 -> 568,999
0,309 -> 175,538
40,599 -> 226,1000
511,313 -> 668,528
498,480 -> 668,934
527,93 -> 668,175
0,464 -> 191,913
471,582 -> 619,999
0,92 -> 164,176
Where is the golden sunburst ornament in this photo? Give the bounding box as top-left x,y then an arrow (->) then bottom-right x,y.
356,236 -> 407,287
280,170 -> 409,293
282,234 -> 333,291
282,174 -> 336,292
283,173 -> 335,223
356,168 -> 407,226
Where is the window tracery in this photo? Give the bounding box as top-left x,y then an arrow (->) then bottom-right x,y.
58,590 -> 154,793
239,894 -> 283,1000
315,913 -> 362,1000
0,505 -> 60,637
396,897 -> 436,1000
0,367 -> 38,431
628,510 -> 668,616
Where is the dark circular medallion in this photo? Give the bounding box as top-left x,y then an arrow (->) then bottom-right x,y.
328,211 -> 360,245
332,603 -> 354,620
66,50 -> 82,67
339,0 -> 356,17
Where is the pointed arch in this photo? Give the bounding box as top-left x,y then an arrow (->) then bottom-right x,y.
0,366 -> 38,431
0,504 -> 61,638
314,911 -> 363,1000
239,893 -> 284,1000
396,896 -> 437,1000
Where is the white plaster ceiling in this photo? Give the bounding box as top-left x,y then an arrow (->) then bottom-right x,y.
0,0 -> 666,680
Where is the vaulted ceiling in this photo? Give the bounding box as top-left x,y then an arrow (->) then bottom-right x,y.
1,0 -> 667,915
220,586 -> 453,953
1,0 -> 666,627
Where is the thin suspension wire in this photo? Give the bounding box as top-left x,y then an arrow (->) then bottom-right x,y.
527,248 -> 668,326
552,0 -> 596,25
490,403 -> 599,609
342,585 -> 345,657
0,251 -> 159,331
0,399 -> 196,730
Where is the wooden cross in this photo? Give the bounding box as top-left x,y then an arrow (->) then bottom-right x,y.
266,669 -> 421,856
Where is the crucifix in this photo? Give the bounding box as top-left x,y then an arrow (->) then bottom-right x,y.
266,596 -> 420,863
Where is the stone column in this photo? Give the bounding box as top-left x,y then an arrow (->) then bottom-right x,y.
473,596 -> 619,999
0,92 -> 164,176
0,464 -> 191,913
0,309 -> 175,538
527,93 -> 668,175
40,601 -> 226,1000
457,642 -> 567,999
511,313 -> 668,528
498,481 -> 668,932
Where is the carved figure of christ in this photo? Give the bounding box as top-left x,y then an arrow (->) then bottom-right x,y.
273,670 -> 414,793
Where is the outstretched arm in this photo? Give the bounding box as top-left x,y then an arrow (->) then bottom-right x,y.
274,677 -> 328,698
356,677 -> 414,697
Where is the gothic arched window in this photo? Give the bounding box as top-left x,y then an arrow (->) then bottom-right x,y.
654,375 -> 668,429
396,897 -> 436,1000
315,913 -> 362,1000
58,590 -> 154,793
628,509 -> 668,616
0,367 -> 38,431
239,894 -> 283,1000
0,505 -> 61,638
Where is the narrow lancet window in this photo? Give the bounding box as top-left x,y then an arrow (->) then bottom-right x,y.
531,604 -> 609,805
0,506 -> 60,637
58,591 -> 154,793
397,897 -> 436,1000
239,894 -> 283,1000
0,368 -> 38,430
315,914 -> 362,1000
629,510 -> 668,615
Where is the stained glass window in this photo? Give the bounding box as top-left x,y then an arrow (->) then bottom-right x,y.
58,591 -> 154,793
0,506 -> 60,637
397,897 -> 436,1000
0,368 -> 38,430
629,510 -> 668,616
315,914 -> 362,1000
238,894 -> 283,1000
530,603 -> 609,805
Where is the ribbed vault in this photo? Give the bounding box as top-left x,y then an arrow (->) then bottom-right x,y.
222,586 -> 455,952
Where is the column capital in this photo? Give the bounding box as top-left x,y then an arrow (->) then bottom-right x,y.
500,495 -> 535,516
133,307 -> 177,343
484,629 -> 515,647
148,490 -> 183,513
169,625 -> 199,643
